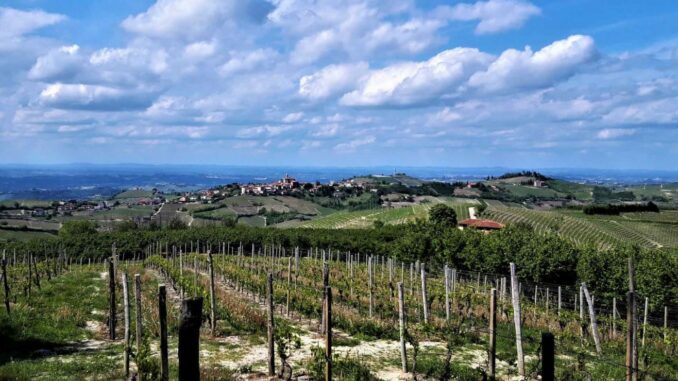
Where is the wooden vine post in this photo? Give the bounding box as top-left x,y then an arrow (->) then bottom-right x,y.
509,263 -> 525,377
489,288 -> 497,380
2,253 -> 9,315
159,284 -> 169,381
398,282 -> 407,373
582,283 -> 602,353
208,251 -> 216,336
108,258 -> 116,340
421,263 -> 429,324
368,256 -> 373,318
444,265 -> 450,321
542,332 -> 555,381
179,297 -> 203,381
122,273 -> 131,378
321,262 -> 329,333
134,274 -> 143,377
325,286 -> 333,381
287,257 -> 292,317
641,297 -> 648,347
267,273 -> 275,376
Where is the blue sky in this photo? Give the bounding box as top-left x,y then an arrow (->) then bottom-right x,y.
1,0 -> 677,169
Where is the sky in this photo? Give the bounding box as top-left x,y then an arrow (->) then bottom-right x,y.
1,0 -> 678,169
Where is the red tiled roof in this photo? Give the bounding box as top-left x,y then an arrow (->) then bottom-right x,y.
459,219 -> 504,229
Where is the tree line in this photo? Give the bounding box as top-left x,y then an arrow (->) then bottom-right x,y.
1,219 -> 675,312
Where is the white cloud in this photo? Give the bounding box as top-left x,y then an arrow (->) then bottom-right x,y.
299,62 -> 369,100
469,35 -> 597,92
90,47 -> 168,76
299,62 -> 368,100
602,97 -> 678,125
341,48 -> 493,106
282,1 -> 445,64
184,41 -> 216,60
366,18 -> 444,55
121,0 -> 272,39
219,49 -> 278,77
236,125 -> 294,138
440,0 -> 540,35
0,7 -> 66,38
312,123 -> 341,137
28,45 -> 82,81
597,128 -> 637,140
291,29 -> 340,65
429,107 -> 463,124
334,135 -> 375,151
282,112 -> 304,123
39,83 -> 157,111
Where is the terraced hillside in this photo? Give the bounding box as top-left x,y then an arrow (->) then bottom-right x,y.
298,197 -> 478,229
483,201 -> 678,249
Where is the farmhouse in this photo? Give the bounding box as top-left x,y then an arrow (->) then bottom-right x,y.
458,218 -> 504,232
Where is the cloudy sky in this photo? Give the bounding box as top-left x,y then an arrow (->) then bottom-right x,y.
1,0 -> 678,169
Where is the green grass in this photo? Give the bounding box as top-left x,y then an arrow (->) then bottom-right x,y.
0,270 -> 108,358
238,215 -> 267,227
483,203 -> 678,248
194,206 -> 237,220
499,184 -> 566,199
299,198 -> 477,229
0,229 -> 56,242
113,189 -> 154,199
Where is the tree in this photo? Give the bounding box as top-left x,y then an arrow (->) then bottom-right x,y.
60,220 -> 98,238
168,217 -> 187,230
429,204 -> 457,227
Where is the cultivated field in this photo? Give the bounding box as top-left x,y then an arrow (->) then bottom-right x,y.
1,248 -> 674,380
482,201 -> 678,249
298,198 -> 478,229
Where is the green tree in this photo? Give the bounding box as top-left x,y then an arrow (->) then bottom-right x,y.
59,220 -> 98,238
429,204 -> 458,227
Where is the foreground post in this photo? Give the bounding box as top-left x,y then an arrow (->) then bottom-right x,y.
208,251 -> 216,336
325,286 -> 332,381
179,297 -> 203,381
368,256 -> 374,318
398,282 -> 407,373
444,265 -> 450,321
489,288 -> 497,380
134,274 -> 143,367
267,273 -> 275,376
641,297 -> 648,347
421,264 -> 429,324
2,254 -> 9,315
509,263 -> 525,377
122,273 -> 131,378
542,332 -> 555,381
582,283 -> 602,354
159,285 -> 169,381
108,258 -> 116,340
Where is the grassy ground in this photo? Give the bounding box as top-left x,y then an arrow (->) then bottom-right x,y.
0,229 -> 56,242
483,203 -> 678,249
0,267 -> 123,380
114,189 -> 155,199
298,197 -> 476,229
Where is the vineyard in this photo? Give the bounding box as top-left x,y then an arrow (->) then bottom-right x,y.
482,201 -> 678,249
1,244 -> 675,380
299,198 -> 477,229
